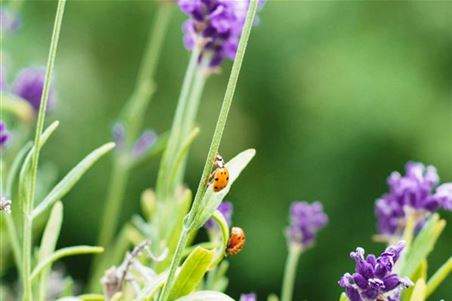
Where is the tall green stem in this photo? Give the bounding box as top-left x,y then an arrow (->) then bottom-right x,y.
22,1 -> 66,300
155,46 -> 201,201
281,245 -> 302,301
157,2 -> 259,301
91,3 -> 173,288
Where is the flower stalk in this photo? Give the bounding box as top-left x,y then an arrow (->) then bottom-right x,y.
91,2 -> 173,289
281,244 -> 302,301
21,1 -> 66,300
157,2 -> 260,301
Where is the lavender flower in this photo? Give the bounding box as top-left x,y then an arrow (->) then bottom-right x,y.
375,162 -> 452,237
205,201 -> 233,230
0,197 -> 12,214
132,130 -> 157,158
339,241 -> 412,301
240,293 -> 256,301
0,121 -> 10,148
178,0 -> 265,68
12,67 -> 56,111
0,7 -> 20,35
287,201 -> 328,248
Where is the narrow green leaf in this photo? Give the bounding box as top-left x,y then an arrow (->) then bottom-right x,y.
6,141 -> 32,195
38,201 -> 64,301
168,127 -> 200,190
409,279 -> 426,301
402,259 -> 427,301
78,295 -> 105,301
31,246 -> 103,281
19,121 -> 60,202
400,214 -> 446,278
196,149 -> 256,228
32,142 -> 115,219
168,247 -> 215,300
426,256 -> 452,297
208,209 -> 230,269
175,291 -> 235,301
138,271 -> 169,300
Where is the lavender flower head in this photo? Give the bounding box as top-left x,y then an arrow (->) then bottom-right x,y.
178,0 -> 265,68
0,7 -> 20,35
205,201 -> 233,230
240,293 -> 256,301
12,67 -> 56,111
339,241 -> 412,301
375,162 -> 452,237
287,201 -> 328,248
0,121 -> 10,149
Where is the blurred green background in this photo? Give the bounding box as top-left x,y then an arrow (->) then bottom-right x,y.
5,0 -> 452,300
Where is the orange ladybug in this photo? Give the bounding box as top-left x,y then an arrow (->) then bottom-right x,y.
226,227 -> 246,256
209,154 -> 229,192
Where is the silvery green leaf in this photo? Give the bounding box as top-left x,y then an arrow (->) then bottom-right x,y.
175,291 -> 235,301
32,142 -> 115,219
196,149 -> 256,229
168,247 -> 215,301
38,201 -> 63,301
6,141 -> 32,196
426,256 -> 452,297
31,246 -> 103,281
409,279 -> 426,301
400,214 -> 446,278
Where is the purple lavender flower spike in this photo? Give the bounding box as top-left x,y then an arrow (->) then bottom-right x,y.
12,67 -> 56,111
375,162 -> 452,238
132,130 -> 157,158
287,201 -> 328,248
178,0 -> 265,68
240,293 -> 256,301
205,201 -> 233,230
0,7 -> 20,35
339,241 -> 413,301
0,121 -> 10,149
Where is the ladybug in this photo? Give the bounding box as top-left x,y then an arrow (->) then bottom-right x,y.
226,227 -> 246,256
209,154 -> 229,192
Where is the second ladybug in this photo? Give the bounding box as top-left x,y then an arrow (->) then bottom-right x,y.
226,227 -> 246,256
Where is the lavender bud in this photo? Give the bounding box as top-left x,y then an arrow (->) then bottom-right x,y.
339,241 -> 413,301
12,67 -> 56,111
287,201 -> 328,248
375,162 -> 452,237
0,121 -> 10,149
112,122 -> 126,150
132,130 -> 157,158
205,201 -> 233,230
0,7 -> 20,35
240,293 -> 256,301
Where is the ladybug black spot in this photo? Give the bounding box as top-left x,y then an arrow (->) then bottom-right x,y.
226,177 -> 229,180
215,178 -> 219,181
214,186 -> 218,189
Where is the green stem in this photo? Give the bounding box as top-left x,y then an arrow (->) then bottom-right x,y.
91,3 -> 173,289
281,245 -> 302,301
155,46 -> 201,201
123,2 -> 174,140
157,2 -> 259,301
187,0 -> 259,228
171,67 -> 207,190
22,1 -> 66,300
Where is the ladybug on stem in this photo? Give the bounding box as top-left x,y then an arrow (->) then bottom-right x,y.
209,154 -> 229,192
226,227 -> 246,256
